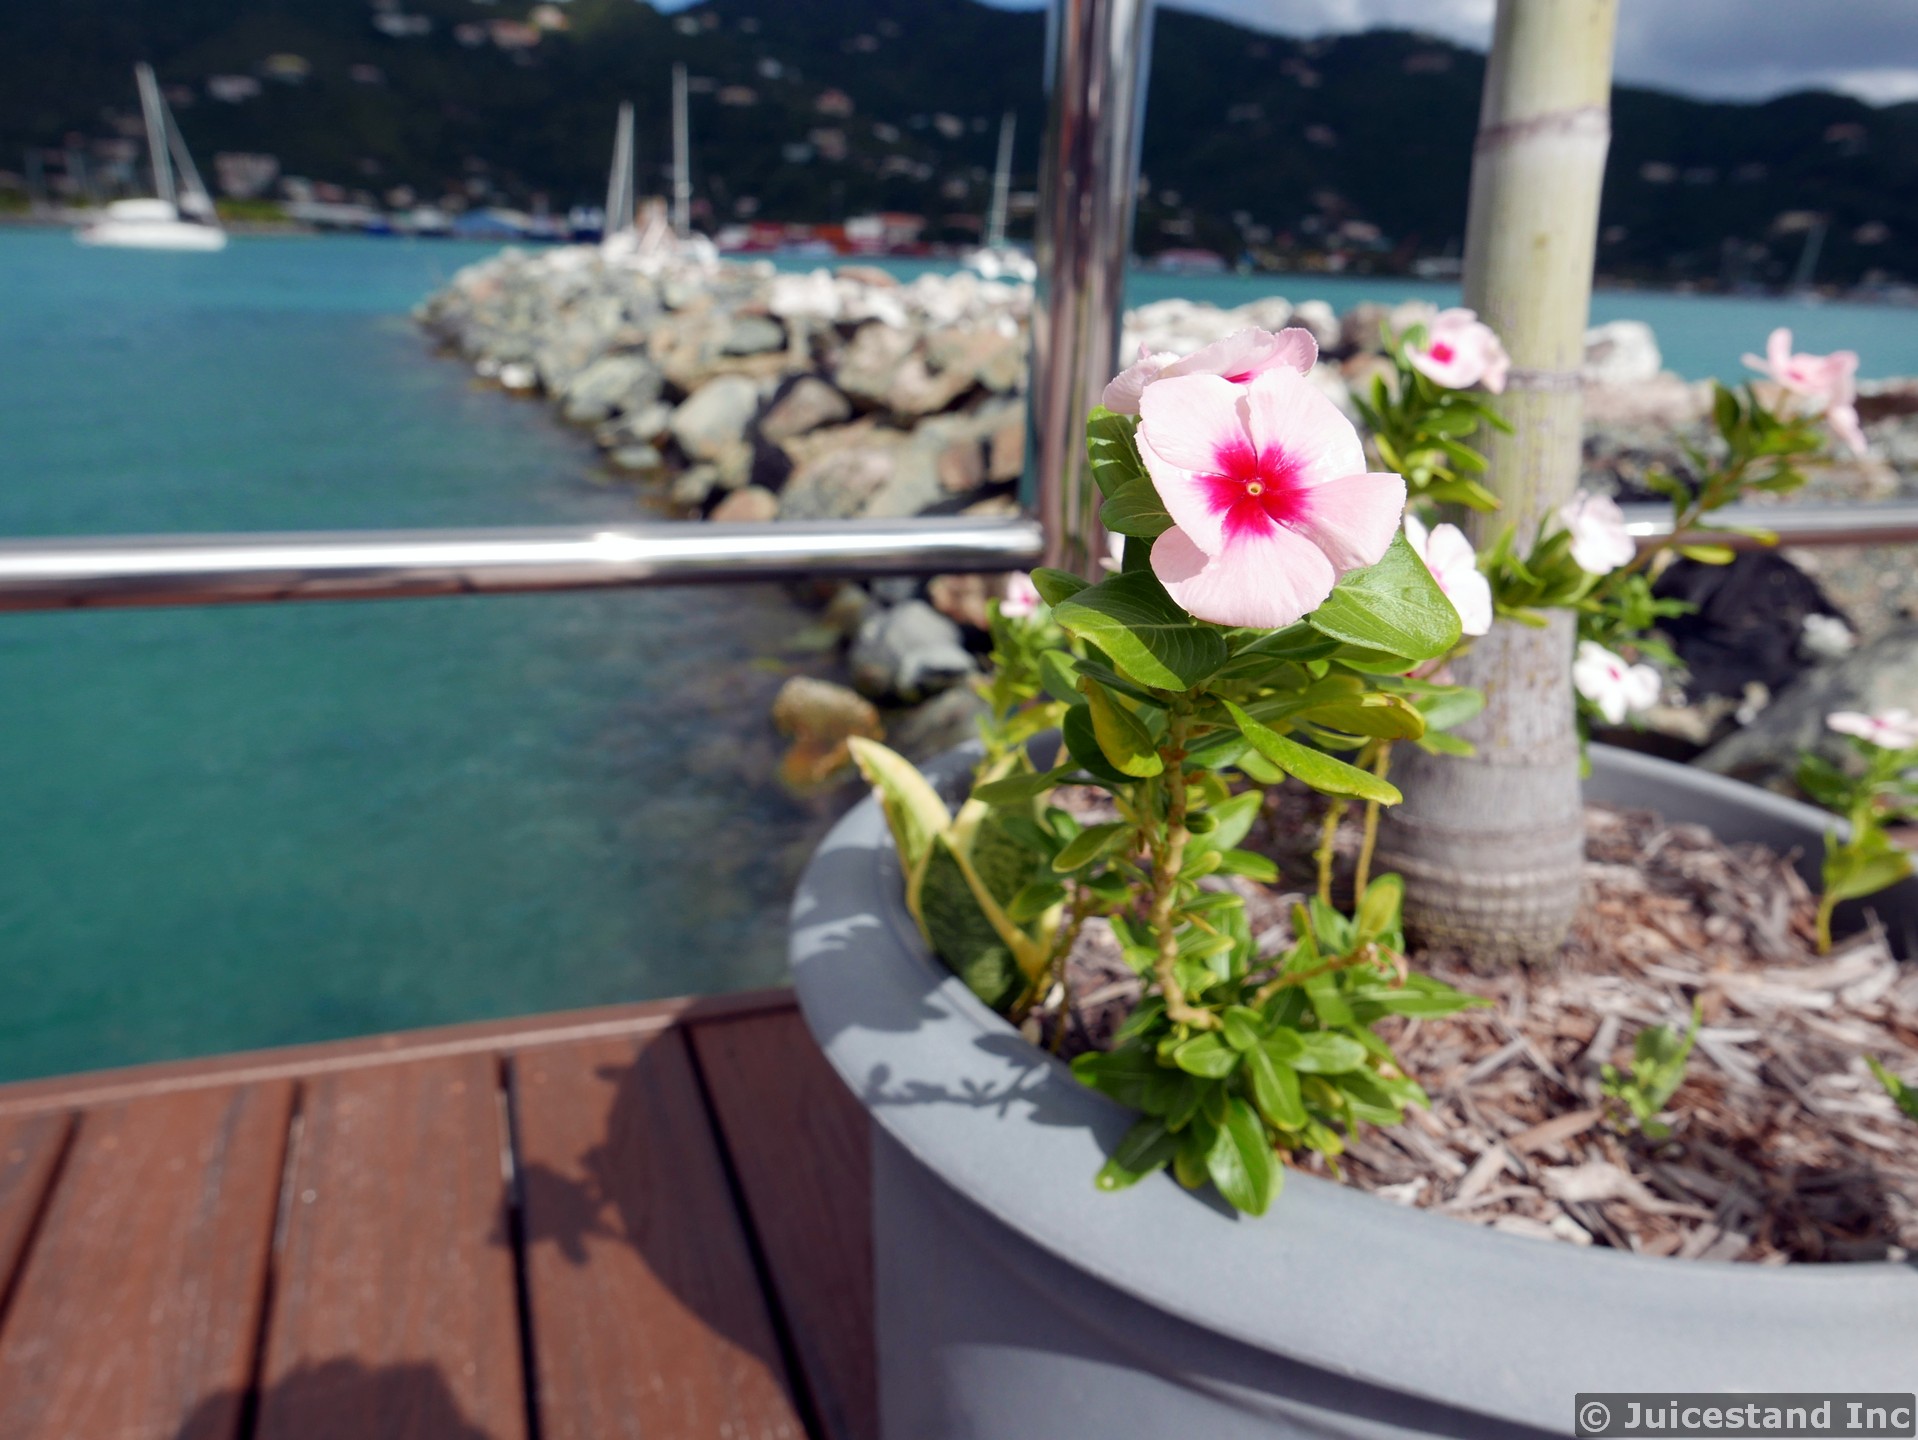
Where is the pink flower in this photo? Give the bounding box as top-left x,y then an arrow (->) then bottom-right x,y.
1101,327 -> 1319,414
1001,572 -> 1042,619
1404,515 -> 1492,637
1573,641 -> 1661,725
1406,308 -> 1510,394
1556,490 -> 1636,576
1828,709 -> 1918,750
1742,328 -> 1867,457
1137,369 -> 1406,629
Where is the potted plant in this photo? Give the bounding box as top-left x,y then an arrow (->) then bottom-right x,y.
790,4 -> 1917,1434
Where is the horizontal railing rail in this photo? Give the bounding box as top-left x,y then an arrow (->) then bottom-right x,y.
0,502 -> 1906,613
0,516 -> 1045,612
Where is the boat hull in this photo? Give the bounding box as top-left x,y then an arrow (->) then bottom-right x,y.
77,221 -> 227,251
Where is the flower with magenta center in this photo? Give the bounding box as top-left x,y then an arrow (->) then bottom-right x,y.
1828,709 -> 1918,751
1742,327 -> 1868,457
1101,326 -> 1319,415
1404,514 -> 1492,637
1406,308 -> 1510,394
1136,368 -> 1406,629
1573,640 -> 1661,725
1000,572 -> 1043,619
1556,489 -> 1637,576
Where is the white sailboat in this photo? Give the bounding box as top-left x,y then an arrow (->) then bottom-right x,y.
602,75 -> 715,269
963,111 -> 1036,282
77,64 -> 227,252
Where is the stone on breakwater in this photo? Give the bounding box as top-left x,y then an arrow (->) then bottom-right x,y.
560,352 -> 662,425
669,374 -> 761,461
711,485 -> 780,522
850,600 -> 978,703
1584,321 -> 1663,387
759,376 -> 853,442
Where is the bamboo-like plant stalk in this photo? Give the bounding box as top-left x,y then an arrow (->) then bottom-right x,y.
1379,0 -> 1619,963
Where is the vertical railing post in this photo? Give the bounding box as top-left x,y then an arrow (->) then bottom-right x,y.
1026,0 -> 1157,575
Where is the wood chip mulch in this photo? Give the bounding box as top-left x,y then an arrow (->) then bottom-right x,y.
1042,789 -> 1918,1264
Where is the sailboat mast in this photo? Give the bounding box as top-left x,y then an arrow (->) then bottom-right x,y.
986,110 -> 1015,250
604,101 -> 635,237
671,63 -> 691,239
134,63 -> 176,209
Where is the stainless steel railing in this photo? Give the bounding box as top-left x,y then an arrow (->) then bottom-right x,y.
0,517 -> 1045,612
0,503 -> 1907,613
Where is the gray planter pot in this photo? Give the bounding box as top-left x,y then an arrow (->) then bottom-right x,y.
790,745 -> 1918,1439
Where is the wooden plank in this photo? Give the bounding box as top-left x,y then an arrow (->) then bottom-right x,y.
258,1053 -> 526,1440
512,1031 -> 805,1440
0,1112 -> 70,1308
690,1010 -> 877,1440
0,1082 -> 293,1440
0,988 -> 799,1119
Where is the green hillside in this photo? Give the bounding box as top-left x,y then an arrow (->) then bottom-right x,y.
4,0 -> 1912,286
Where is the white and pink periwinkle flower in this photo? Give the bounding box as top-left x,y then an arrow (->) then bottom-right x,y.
1001,572 -> 1043,619
1404,515 -> 1492,637
1573,641 -> 1662,725
1136,368 -> 1406,629
1406,308 -> 1510,394
1827,708 -> 1918,750
1556,490 -> 1637,576
1101,326 -> 1319,415
1742,327 -> 1867,457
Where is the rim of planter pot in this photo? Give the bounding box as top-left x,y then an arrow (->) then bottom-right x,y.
790,743 -> 1918,1429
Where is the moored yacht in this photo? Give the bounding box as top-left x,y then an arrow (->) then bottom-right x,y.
76,64 -> 227,252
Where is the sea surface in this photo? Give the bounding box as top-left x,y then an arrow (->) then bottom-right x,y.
0,229 -> 1911,1083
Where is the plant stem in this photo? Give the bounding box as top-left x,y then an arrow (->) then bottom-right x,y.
1814,891 -> 1836,956
1251,946 -> 1379,1009
1352,744 -> 1392,897
1315,797 -> 1346,905
1150,706 -> 1215,1030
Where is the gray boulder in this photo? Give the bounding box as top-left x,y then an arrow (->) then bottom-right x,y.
850,600 -> 980,703
669,375 -> 761,461
779,441 -> 941,521
1583,321 -> 1663,388
722,314 -> 787,356
560,353 -> 662,424
1698,621 -> 1918,790
760,377 -> 853,443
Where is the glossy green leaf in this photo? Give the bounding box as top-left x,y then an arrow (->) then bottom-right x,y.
1051,821 -> 1130,874
1269,1029 -> 1367,1074
971,766 -> 1071,806
1305,530 -> 1462,661
1005,879 -> 1067,923
1220,1005 -> 1265,1052
846,737 -> 949,875
1095,1117 -> 1180,1190
1296,692 -> 1427,741
1215,848 -> 1279,882
1052,570 -> 1229,691
1173,1032 -> 1241,1079
1245,1042 -> 1308,1129
1061,705 -> 1135,787
1100,476 -> 1175,538
1030,566 -> 1090,608
1222,701 -> 1401,805
1207,1097 -> 1279,1215
1086,405 -> 1149,499
1354,873 -> 1403,945
1080,678 -> 1166,778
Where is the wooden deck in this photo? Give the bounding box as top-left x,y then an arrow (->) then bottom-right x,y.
0,989 -> 876,1440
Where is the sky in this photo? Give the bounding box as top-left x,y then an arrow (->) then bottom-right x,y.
973,0 -> 1918,105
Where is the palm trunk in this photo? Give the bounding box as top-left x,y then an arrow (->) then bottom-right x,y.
1379,0 -> 1619,963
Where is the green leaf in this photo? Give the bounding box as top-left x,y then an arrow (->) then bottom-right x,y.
1825,845 -> 1914,903
1079,678 -> 1166,778
1188,789 -> 1264,853
1030,567 -> 1090,608
1051,821 -> 1131,874
1270,1030 -> 1367,1074
1354,873 -> 1403,945
1305,530 -> 1462,661
1222,701 -> 1401,805
846,738 -> 950,876
1867,1057 -> 1918,1122
1100,476 -> 1175,538
1037,648 -> 1084,706
1005,879 -> 1066,923
1295,692 -> 1427,741
1220,1005 -> 1266,1052
1677,543 -> 1737,565
1095,1117 -> 1180,1190
1060,705 -> 1136,788
1173,1032 -> 1241,1079
1052,570 -> 1230,690
1207,1098 -> 1279,1215
971,767 -> 1071,806
1086,406 -> 1149,500
916,836 -> 1022,1011
1245,1042 -> 1308,1129
1216,848 -> 1279,882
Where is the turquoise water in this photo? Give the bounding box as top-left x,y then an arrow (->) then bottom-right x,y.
0,231 -> 835,1082
1,229 -> 1911,1084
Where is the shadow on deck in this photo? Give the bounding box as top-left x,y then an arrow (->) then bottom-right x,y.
0,989 -> 875,1440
